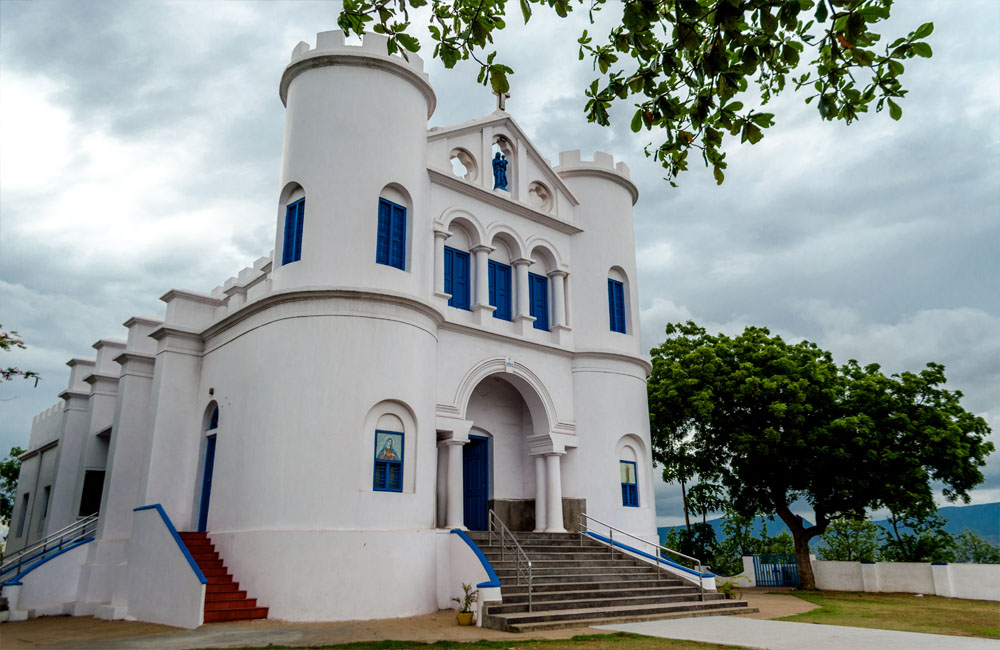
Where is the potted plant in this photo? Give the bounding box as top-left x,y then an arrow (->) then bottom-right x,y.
717,580 -> 741,600
452,582 -> 478,625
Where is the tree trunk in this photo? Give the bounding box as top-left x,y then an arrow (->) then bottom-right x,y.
681,479 -> 691,531
775,504 -> 826,591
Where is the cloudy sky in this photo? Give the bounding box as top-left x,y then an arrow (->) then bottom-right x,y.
1,1 -> 997,527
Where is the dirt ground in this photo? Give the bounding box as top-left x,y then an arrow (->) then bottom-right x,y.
0,590 -> 816,650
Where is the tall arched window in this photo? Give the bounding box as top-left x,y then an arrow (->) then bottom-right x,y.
282,198 -> 305,265
608,267 -> 629,334
376,185 -> 411,271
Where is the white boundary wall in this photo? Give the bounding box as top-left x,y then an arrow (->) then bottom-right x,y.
1,540 -> 92,620
730,556 -> 999,601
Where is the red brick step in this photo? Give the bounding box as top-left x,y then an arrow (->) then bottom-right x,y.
180,532 -> 267,624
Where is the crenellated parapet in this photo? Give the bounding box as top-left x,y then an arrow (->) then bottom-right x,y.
554,150 -> 638,205
280,30 -> 435,117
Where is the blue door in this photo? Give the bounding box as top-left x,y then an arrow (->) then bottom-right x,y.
197,435 -> 217,532
463,436 -> 489,530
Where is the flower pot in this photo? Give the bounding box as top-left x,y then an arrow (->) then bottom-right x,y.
456,611 -> 474,626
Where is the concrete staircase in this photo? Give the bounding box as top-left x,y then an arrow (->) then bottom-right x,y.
466,531 -> 756,632
178,532 -> 268,623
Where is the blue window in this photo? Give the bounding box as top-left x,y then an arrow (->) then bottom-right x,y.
444,246 -> 471,310
488,260 -> 512,321
376,198 -> 406,270
282,198 -> 305,265
209,406 -> 219,430
621,460 -> 638,507
529,272 -> 549,330
608,278 -> 626,333
374,430 -> 404,492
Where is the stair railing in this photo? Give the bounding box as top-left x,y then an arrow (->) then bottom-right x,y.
0,513 -> 99,579
579,512 -> 704,601
487,509 -> 533,612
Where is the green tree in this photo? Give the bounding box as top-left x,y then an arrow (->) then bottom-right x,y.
338,0 -> 934,184
880,508 -> 955,563
817,517 -> 880,561
952,528 -> 1000,565
647,322 -> 993,589
1,446 -> 26,529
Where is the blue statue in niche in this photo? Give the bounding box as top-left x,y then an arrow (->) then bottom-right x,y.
492,152 -> 509,190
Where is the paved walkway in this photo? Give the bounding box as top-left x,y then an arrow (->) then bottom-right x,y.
599,617 -> 1000,650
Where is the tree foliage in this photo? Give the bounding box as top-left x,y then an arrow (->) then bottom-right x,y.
880,508 -> 955,563
647,321 -> 993,589
1,446 -> 26,528
338,0 -> 934,184
1,326 -> 40,385
953,528 -> 1000,565
817,516 -> 880,561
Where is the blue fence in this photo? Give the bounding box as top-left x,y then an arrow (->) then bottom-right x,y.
752,554 -> 799,587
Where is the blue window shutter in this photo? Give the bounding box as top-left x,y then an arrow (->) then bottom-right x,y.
609,279 -> 626,333
488,261 -> 497,307
376,199 -> 391,265
390,204 -> 406,269
450,248 -> 470,310
374,429 -> 404,492
444,247 -> 454,297
490,262 -> 512,321
529,273 -> 548,330
293,200 -> 305,262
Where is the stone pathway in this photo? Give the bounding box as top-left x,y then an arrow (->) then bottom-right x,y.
599,616 -> 1000,650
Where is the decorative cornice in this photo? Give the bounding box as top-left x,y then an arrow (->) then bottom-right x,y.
555,167 -> 639,205
123,315 -> 164,329
159,288 -> 224,307
428,168 -> 584,235
280,53 -> 437,117
572,349 -> 652,375
18,439 -> 58,461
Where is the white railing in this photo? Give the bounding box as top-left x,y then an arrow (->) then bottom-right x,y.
1,513 -> 99,579
487,509 -> 533,611
579,512 -> 705,600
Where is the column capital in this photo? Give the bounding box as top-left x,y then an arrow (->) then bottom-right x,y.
433,227 -> 452,239
511,257 -> 533,268
547,269 -> 568,279
470,244 -> 495,254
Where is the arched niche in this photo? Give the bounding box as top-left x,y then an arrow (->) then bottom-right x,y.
360,399 -> 418,493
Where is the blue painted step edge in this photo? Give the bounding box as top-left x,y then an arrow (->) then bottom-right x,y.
134,504 -> 208,585
584,531 -> 714,578
2,537 -> 95,586
450,529 -> 501,588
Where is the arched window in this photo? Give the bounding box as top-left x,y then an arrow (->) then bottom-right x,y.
608,267 -> 629,334
376,185 -> 410,271
444,223 -> 472,310
362,401 -> 417,494
620,460 -> 638,507
373,429 -> 404,492
282,198 -> 305,265
209,406 -> 219,430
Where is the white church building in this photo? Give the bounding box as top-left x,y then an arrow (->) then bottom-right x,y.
1,29 -> 711,630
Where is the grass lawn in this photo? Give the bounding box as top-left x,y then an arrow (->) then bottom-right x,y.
196,632 -> 754,650
779,591 -> 1000,639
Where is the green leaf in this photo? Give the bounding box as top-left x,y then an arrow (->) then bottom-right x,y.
520,0 -> 532,23
911,42 -> 933,58
724,101 -> 744,112
713,165 -> 725,185
631,110 -> 643,133
913,22 -> 934,40
396,33 -> 420,52
887,98 -> 902,121
814,1 -> 828,23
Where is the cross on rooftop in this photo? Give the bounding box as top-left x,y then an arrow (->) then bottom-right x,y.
493,89 -> 510,111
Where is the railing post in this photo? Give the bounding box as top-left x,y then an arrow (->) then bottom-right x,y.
609,528 -> 613,557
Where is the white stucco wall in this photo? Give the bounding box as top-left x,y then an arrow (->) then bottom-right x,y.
1,540 -> 92,619
125,506 -> 205,629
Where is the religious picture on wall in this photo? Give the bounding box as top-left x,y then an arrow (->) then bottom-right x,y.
375,431 -> 403,462
620,460 -> 636,485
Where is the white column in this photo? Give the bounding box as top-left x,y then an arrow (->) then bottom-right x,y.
549,270 -> 567,328
433,228 -> 450,298
513,258 -> 532,321
445,440 -> 467,529
471,245 -> 494,311
533,455 -> 547,532
545,453 -> 566,533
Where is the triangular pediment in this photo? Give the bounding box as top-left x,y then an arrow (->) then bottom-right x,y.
427,111 -> 579,223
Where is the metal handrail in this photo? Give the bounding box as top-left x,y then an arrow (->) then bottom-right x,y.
487,509 -> 533,612
579,512 -> 704,601
1,513 -> 99,578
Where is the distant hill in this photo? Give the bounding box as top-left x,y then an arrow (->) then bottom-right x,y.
658,502 -> 1000,548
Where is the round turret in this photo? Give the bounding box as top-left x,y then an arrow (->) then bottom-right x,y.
556,150 -> 642,357
271,30 -> 436,296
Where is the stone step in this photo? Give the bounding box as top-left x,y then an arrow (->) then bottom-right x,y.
501,584 -> 701,602
494,566 -> 659,579
205,589 -> 249,602
489,590 -> 729,615
505,605 -> 759,633
206,581 -> 241,594
205,597 -> 258,611
488,558 -> 655,570
486,598 -> 749,627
